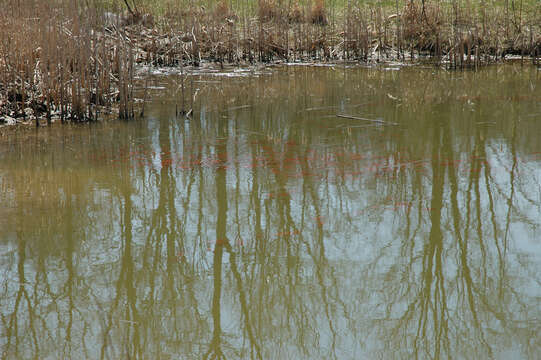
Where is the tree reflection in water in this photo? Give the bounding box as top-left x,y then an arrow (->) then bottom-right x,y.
1,64 -> 540,359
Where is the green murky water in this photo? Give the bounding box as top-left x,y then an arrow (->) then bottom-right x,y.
1,64 -> 541,359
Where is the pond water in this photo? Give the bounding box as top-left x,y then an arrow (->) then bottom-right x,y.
1,64 -> 541,359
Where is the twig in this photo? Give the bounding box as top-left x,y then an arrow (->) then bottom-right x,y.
227,105 -> 251,111
336,114 -> 398,125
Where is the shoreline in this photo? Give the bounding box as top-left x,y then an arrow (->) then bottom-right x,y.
1,1 -> 540,129
1,58 -> 539,132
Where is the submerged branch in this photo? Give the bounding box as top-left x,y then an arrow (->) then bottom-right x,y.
336,114 -> 398,126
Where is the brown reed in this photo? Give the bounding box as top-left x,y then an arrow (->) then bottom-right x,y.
1,0 -> 541,127
0,0 -> 137,126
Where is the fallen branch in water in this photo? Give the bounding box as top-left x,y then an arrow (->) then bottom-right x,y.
336,114 -> 398,125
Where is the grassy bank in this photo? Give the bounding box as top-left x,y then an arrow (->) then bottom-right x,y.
1,0 -> 540,126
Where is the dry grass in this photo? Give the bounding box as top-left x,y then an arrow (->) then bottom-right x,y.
140,0 -> 540,65
0,0 -> 136,126
310,0 -> 328,26
1,0 -> 541,126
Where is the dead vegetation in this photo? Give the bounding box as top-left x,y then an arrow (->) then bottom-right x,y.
1,0 -> 540,127
129,0 -> 540,66
0,0 -> 137,127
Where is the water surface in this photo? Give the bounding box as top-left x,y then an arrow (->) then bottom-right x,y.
1,64 -> 541,359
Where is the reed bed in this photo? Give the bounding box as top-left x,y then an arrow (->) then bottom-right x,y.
131,0 -> 540,67
0,0 -> 136,127
1,0 -> 540,126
